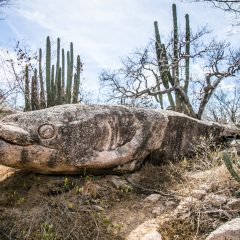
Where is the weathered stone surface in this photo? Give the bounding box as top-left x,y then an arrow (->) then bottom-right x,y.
0,104 -> 168,174
191,189 -> 207,200
126,219 -> 162,240
204,194 -> 227,207
151,111 -> 238,161
0,104 -> 238,174
226,198 -> 240,210
206,218 -> 240,240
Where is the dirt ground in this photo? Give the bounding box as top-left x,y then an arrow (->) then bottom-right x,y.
0,154 -> 239,240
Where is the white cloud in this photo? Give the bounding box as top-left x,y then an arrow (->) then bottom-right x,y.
0,0 -> 238,104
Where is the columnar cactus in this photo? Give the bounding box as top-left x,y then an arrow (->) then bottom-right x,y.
223,152 -> 240,182
24,36 -> 82,111
24,65 -> 30,111
46,36 -> 51,107
154,4 -> 191,113
39,48 -> 46,109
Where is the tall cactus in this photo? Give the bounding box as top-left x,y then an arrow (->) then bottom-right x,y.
24,36 -> 82,111
223,152 -> 240,182
61,48 -> 65,103
24,65 -> 30,111
154,4 -> 192,113
66,50 -> 72,103
56,67 -> 62,105
51,64 -> 55,105
46,36 -> 51,107
172,3 -> 181,111
55,38 -> 60,87
154,21 -> 175,110
184,14 -> 190,94
72,55 -> 81,103
39,48 -> 46,109
31,69 -> 40,111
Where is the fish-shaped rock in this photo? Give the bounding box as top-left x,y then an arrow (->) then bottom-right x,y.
0,104 -> 168,174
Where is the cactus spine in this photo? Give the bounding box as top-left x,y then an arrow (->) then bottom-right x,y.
24,36 -> 82,111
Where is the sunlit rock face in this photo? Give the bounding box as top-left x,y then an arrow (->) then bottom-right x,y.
150,110 -> 238,162
0,104 -> 168,174
0,104 -> 238,174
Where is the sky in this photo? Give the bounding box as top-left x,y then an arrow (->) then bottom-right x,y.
0,0 -> 239,103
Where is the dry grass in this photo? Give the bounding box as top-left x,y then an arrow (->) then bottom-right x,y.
0,173 -> 125,240
0,135 -> 239,239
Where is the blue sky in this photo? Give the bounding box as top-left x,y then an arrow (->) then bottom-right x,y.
0,0 -> 239,100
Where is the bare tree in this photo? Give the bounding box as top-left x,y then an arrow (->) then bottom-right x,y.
100,28 -> 240,119
187,0 -> 240,14
204,84 -> 240,124
0,42 -> 38,108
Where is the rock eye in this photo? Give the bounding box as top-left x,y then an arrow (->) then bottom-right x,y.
38,124 -> 56,139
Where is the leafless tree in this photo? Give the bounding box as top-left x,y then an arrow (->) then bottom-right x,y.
187,0 -> 240,14
100,28 -> 240,119
204,83 -> 240,124
0,42 -> 37,108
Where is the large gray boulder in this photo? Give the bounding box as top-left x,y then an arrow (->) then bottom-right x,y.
0,104 -> 168,174
0,104 -> 238,174
151,110 -> 237,161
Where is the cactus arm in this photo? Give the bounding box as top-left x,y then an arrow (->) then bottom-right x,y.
72,55 -> 81,103
184,14 -> 190,94
51,65 -> 55,105
39,48 -> 46,109
46,36 -> 51,107
24,65 -> 31,111
55,38 -> 60,86
31,68 -> 40,111
222,152 -> 240,182
56,67 -> 62,105
61,48 -> 65,103
172,4 -> 181,111
154,21 -> 175,109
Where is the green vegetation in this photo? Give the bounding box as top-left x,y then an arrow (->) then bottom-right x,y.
24,36 -> 82,111
154,4 -> 192,114
222,151 -> 240,182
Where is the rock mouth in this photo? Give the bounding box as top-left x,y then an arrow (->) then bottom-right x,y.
0,123 -> 33,146
0,139 -> 60,171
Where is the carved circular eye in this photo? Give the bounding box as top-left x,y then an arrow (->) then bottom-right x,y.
38,124 -> 56,139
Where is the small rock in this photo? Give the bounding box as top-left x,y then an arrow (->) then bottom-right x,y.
92,205 -> 105,212
126,219 -> 162,240
144,194 -> 161,203
191,189 -> 206,200
109,176 -> 132,191
152,205 -> 164,216
226,198 -> 240,210
204,194 -> 227,207
142,231 -> 162,240
164,200 -> 176,207
206,218 -> 240,240
198,183 -> 214,192
176,197 -> 198,211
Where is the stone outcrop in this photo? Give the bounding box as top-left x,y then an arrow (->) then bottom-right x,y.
0,104 -> 239,174
206,218 -> 240,240
151,110 -> 238,161
0,104 -> 168,174
126,219 -> 162,240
